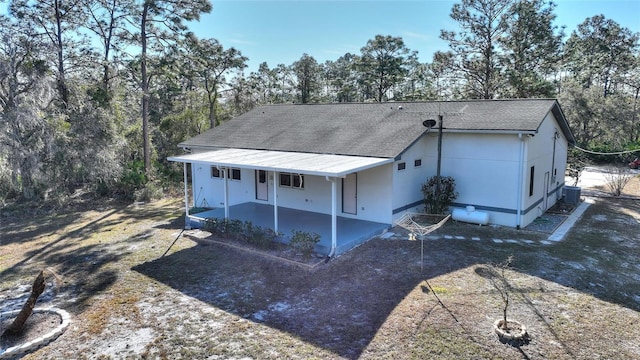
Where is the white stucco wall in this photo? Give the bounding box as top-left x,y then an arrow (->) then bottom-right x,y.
190,164 -> 254,208
437,132 -> 524,226
185,108 -> 571,229
521,112 -> 570,226
391,135 -> 431,220
188,160 -> 395,225
271,174 -> 331,211
356,164 -> 394,224
390,132 -> 528,227
419,112 -> 570,228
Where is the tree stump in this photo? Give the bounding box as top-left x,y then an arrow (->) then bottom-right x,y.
2,270 -> 49,337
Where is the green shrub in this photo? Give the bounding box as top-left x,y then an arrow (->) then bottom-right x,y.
133,182 -> 163,202
421,176 -> 458,214
290,230 -> 321,258
203,218 -> 223,236
120,160 -> 147,190
203,218 -> 245,239
244,221 -> 279,249
225,219 -> 244,239
203,218 -> 280,249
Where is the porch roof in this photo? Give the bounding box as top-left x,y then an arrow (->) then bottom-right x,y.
167,148 -> 394,177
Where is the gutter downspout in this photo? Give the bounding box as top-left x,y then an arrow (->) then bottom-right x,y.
551,130 -> 558,185
325,176 -> 338,258
516,133 -> 525,229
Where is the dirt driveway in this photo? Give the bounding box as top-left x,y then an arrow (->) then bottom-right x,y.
568,165 -> 640,196
1,175 -> 639,359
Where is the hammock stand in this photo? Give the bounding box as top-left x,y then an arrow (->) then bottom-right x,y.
394,213 -> 451,272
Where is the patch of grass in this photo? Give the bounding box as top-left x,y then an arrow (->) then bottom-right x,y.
408,326 -> 494,359
428,285 -> 449,294
82,292 -> 141,334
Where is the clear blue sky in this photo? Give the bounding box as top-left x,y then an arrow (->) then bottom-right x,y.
190,0 -> 640,73
1,0 -> 638,74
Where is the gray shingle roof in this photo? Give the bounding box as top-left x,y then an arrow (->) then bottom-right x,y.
179,99 -> 573,159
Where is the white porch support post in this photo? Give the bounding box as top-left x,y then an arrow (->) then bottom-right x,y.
326,176 -> 338,257
273,171 -> 279,233
183,162 -> 190,229
332,177 -> 337,254
223,167 -> 229,219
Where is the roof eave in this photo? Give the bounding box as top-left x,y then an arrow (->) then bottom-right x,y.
442,129 -> 538,135
549,101 -> 577,145
167,149 -> 394,178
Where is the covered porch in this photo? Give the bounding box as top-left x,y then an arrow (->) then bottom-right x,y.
168,148 -> 394,257
187,202 -> 391,256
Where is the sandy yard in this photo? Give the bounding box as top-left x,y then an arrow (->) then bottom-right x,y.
1,166 -> 639,359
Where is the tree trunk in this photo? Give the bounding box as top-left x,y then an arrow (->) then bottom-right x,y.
211,89 -> 219,128
2,271 -> 47,336
141,2 -> 151,175
502,305 -> 508,329
54,0 -> 69,107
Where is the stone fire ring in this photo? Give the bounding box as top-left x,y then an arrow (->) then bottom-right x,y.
0,308 -> 71,359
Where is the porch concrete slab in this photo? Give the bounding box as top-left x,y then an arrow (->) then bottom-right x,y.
188,202 -> 390,256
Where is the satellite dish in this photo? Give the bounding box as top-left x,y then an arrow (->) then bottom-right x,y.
423,119 -> 437,128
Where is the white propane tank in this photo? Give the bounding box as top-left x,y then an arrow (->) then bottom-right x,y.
452,206 -> 489,225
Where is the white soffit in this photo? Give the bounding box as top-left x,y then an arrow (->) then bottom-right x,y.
168,149 -> 394,177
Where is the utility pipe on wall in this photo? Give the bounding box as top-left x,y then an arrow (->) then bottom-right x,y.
436,114 -> 443,195
516,133 -> 525,229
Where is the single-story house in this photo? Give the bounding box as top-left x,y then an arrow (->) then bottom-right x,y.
168,99 -> 575,256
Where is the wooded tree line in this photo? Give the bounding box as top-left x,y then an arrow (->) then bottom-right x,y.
1,0 -> 638,202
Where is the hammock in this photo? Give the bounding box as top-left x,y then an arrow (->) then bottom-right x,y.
395,213 -> 451,238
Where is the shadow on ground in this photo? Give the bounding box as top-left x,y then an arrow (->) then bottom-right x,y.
3,195 -> 637,358
133,237 -> 487,358
0,200 -> 183,314
134,198 -> 640,358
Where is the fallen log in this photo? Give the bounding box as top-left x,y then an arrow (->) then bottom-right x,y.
2,269 -> 58,337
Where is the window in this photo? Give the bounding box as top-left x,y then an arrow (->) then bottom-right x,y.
414,159 -> 422,167
211,167 -> 241,180
279,172 -> 291,187
231,168 -> 241,181
279,172 -> 304,189
529,166 -> 535,196
397,162 -> 406,171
